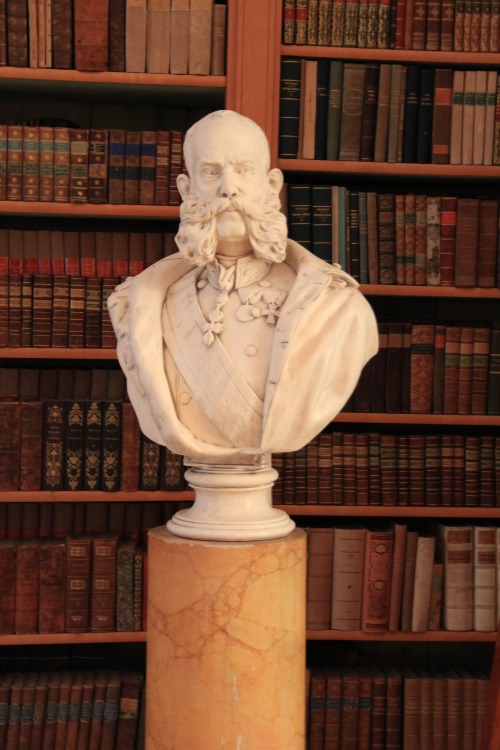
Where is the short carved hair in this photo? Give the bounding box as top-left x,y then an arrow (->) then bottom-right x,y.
183,110 -> 271,175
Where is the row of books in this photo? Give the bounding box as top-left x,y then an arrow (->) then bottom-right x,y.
279,59 -> 500,165
0,534 -> 149,635
0,500 -> 187,544
283,0 -> 500,52
1,0 -> 226,75
0,229 -> 175,277
306,522 -> 500,633
0,669 -> 144,750
274,431 -> 500,508
305,664 -> 489,750
349,322 -> 500,416
287,186 -> 500,288
0,126 -> 186,205
0,399 -> 187,493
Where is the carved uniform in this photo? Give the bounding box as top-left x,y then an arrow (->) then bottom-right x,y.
108,240 -> 378,463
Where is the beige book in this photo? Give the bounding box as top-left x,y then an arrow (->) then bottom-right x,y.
483,70 -> 497,166
210,3 -> 226,76
331,525 -> 366,630
45,0 -> 53,68
472,70 -> 488,165
28,0 -> 38,68
410,534 -> 436,632
170,0 -> 190,75
450,70 -> 465,165
434,522 -> 473,631
146,0 -> 170,73
461,70 -> 476,165
373,63 -> 392,162
126,0 -> 147,72
188,0 -> 212,75
473,524 -> 497,632
298,59 -> 318,160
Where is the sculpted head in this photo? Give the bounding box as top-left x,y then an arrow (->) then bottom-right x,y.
175,110 -> 288,266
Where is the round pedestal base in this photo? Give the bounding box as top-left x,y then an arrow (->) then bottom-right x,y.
166,464 -> 295,541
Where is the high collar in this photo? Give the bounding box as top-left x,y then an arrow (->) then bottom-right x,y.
204,253 -> 271,293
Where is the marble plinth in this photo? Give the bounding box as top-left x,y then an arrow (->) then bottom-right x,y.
146,526 -> 306,750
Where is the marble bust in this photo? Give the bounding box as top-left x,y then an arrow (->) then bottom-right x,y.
108,110 -> 378,539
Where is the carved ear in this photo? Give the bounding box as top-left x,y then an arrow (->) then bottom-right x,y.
267,167 -> 284,195
176,173 -> 190,200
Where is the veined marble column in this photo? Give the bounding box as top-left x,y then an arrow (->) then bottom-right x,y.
146,526 -> 306,750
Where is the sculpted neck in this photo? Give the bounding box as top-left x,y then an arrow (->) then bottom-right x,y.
215,237 -> 253,258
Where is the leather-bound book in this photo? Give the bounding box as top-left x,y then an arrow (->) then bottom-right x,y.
387,521 -> 407,631
101,277 -> 119,348
288,184 -> 312,249
51,274 -> 70,347
0,539 -> 16,633
108,129 -> 126,204
169,0 -> 189,73
210,3 -> 226,75
14,538 -> 40,634
114,672 -> 143,750
29,671 -> 49,750
434,521 -> 473,630
83,400 -> 103,491
306,526 -> 334,630
385,322 -> 404,412
42,400 -> 65,491
126,0 -> 146,72
145,0 -> 169,73
116,539 -> 135,632
472,524 -> 497,630
168,130 -> 183,205
338,63 -> 366,161
6,0 -> 28,66
75,671 -> 94,749
399,529 -> 419,631
65,230 -> 81,277
439,196 -> 457,286
402,66 -> 421,163
74,0 -> 109,70
84,277 -> 102,349
135,546 -> 145,631
128,233 -> 145,276
88,129 -> 109,204
454,198 -> 479,287
138,131 -> 156,205
40,672 -> 61,749
154,130 -> 170,204
457,326 -> 474,415
377,193 -> 396,283
96,231 -> 113,278
80,231 -> 96,279
431,324 -> 446,414
431,68 -> 453,164
408,434 -> 425,506
483,70 -> 497,164
65,535 -> 91,633
7,124 -> 22,200
410,534 -> 436,631
325,60 -> 343,161
22,124 -> 40,201
0,125 -> 5,201
487,327 -> 500,415
387,64 -> 403,163
65,671 -> 84,750
50,230 -> 65,275
53,669 -> 72,748
19,400 -> 43,490
64,399 -> 85,491
307,668 -> 326,748
318,432 -> 333,505
359,63 -> 380,162
340,668 -> 360,748
101,400 -> 121,492
477,199 -> 498,287
306,438 -> 319,505
120,402 -> 141,490
32,273 -> 52,347
409,324 -> 435,413
415,67 -> 434,163
70,129 -> 89,203
472,69 -> 488,164
6,672 -> 25,747
464,434 -> 480,506
159,446 -> 185,491
0,1 -> 6,66
188,0 -> 212,74
471,326 -> 490,415
426,194 -> 441,285
449,70 -> 465,165
51,0 -> 73,68
87,670 -> 107,748
38,538 -> 66,634
139,433 -> 160,491
111,232 -> 128,277
109,0 -> 126,71
20,273 -> 33,347
0,272 -> 8,347
90,533 -> 118,632
68,276 -> 85,348
99,671 -> 122,749
53,127 -> 70,202
314,60 -> 329,161
331,524 -> 366,630
146,231 -> 164,264
7,273 -> 21,346
124,131 -> 141,205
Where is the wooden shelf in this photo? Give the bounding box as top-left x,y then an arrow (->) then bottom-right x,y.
281,505 -> 500,518
360,285 -> 500,298
0,67 -> 226,88
281,46 -> 500,65
0,491 -> 194,503
0,631 -> 147,645
334,413 -> 500,425
0,201 -> 180,219
0,348 -> 118,359
278,159 -> 500,178
306,629 -> 498,641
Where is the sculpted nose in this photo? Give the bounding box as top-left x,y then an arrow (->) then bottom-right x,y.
219,171 -> 238,199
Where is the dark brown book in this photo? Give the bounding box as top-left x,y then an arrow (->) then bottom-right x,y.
69,129 -> 89,203
159,446 -> 185,491
120,402 -> 141,490
108,129 -> 126,204
83,400 -> 103,491
74,671 -> 94,750
38,538 -> 66,634
454,198 -> 480,287
68,276 -> 85,348
431,68 -> 453,163
139,433 -> 161,491
7,125 -> 23,201
477,199 -> 498,287
0,539 -> 16,633
124,131 -> 141,205
88,129 -> 109,204
134,546 -> 144,632
101,400 -> 121,492
7,273 -> 21,347
359,63 -> 380,162
99,671 -> 122,749
90,534 -> 118,632
168,130 -> 183,205
32,274 -> 53,347
128,233 -> 145,276
84,277 -> 102,348
20,273 -> 33,347
42,401 -> 65,491
116,539 -> 135,632
14,539 -> 40,634
52,0 -> 73,68
53,670 -> 72,750
65,535 -> 92,633
154,130 -> 170,205
139,130 -> 156,205
306,527 -> 334,630
74,0 -> 109,70
64,399 -> 85,491
6,671 -> 24,748
65,671 -> 83,750
410,324 -> 435,413
53,127 -> 71,202
0,1 -> 6,66
5,0 -> 28,66
109,0 -> 126,71
114,672 -> 143,750
339,63 -> 366,161
101,277 -> 119,348
51,274 -> 70,347
29,671 -> 49,750
0,272 -> 8,346
22,125 -> 40,201
19,401 -> 43,491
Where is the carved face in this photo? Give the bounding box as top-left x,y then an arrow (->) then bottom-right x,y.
184,117 -> 272,241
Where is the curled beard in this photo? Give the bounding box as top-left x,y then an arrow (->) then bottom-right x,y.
175,191 -> 288,267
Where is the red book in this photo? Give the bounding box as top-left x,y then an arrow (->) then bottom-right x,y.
14,539 -> 40,634
0,539 -> 16,633
80,231 -> 97,277
457,326 -> 474,414
19,401 -> 43,491
120,403 -> 141,490
168,130 -> 183,205
361,525 -> 394,632
0,401 -> 21,490
90,534 -> 118,632
409,324 -> 435,413
65,535 -> 92,633
128,233 -> 146,276
74,0 -> 109,71
439,196 -> 457,286
471,327 -> 491,414
96,231 -> 113,278
114,672 -> 143,750
155,130 -> 171,205
22,125 -> 40,201
454,198 -> 479,287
